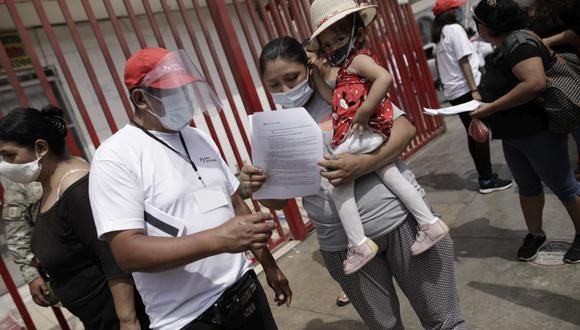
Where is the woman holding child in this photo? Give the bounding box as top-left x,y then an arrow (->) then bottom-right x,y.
241,0 -> 467,328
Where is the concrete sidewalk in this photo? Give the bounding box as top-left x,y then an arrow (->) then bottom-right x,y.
258,116 -> 579,330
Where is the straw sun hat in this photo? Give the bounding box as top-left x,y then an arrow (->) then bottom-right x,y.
309,0 -> 378,43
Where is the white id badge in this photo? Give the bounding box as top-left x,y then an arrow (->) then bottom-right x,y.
193,186 -> 230,213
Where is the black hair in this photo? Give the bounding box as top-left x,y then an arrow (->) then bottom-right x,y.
474,0 -> 528,36
431,10 -> 460,44
0,105 -> 68,156
259,36 -> 309,76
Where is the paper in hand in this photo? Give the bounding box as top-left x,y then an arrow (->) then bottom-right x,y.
424,100 -> 482,116
250,108 -> 323,200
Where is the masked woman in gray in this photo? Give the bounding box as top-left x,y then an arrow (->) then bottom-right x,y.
240,36 -> 466,329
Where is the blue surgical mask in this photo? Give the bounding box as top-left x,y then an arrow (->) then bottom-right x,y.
271,76 -> 314,108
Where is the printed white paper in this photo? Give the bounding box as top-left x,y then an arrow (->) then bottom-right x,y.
250,108 -> 323,199
424,100 -> 482,116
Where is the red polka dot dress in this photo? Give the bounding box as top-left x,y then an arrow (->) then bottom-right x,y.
331,48 -> 394,147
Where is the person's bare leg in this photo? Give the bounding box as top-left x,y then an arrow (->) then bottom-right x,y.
520,194 -> 544,234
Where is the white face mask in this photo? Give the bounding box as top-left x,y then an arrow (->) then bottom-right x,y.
0,151 -> 45,184
271,77 -> 314,108
145,91 -> 195,131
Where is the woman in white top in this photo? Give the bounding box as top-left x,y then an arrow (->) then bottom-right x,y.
432,0 -> 512,194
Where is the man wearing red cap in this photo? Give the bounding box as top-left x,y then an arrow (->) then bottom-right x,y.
88,48 -> 291,330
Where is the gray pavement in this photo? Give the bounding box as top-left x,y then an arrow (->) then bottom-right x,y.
258,116 -> 580,330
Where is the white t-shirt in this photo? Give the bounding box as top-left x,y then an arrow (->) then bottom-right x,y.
435,24 -> 481,100
89,125 -> 250,330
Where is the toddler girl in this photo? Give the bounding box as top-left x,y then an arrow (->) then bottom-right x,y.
309,0 -> 449,274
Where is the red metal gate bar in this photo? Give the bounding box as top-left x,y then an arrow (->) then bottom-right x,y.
141,0 -> 166,49
371,10 -> 425,138
391,1 -> 436,133
288,0 -> 309,41
0,258 -> 35,330
123,0 -> 148,49
50,306 -> 71,330
103,0 -> 132,60
377,2 -> 429,138
275,0 -> 298,40
231,0 -> 277,109
256,0 -> 278,40
385,0 -> 435,134
241,0 -> 268,47
232,0 -> 261,69
192,0 -> 253,155
399,2 -> 442,129
55,0 -> 119,134
401,4 -> 444,127
81,0 -> 133,119
7,0 -> 87,154
0,41 -> 28,106
265,0 -> 290,37
297,0 -> 313,35
167,0 -> 227,159
367,25 -> 411,117
190,0 -> 279,230
208,0 -> 307,241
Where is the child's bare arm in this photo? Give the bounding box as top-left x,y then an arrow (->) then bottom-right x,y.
310,64 -> 333,104
348,54 -> 393,137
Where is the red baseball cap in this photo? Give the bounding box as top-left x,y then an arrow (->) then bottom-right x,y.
432,0 -> 467,16
124,48 -> 198,90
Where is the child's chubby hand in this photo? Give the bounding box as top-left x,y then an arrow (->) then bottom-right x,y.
348,110 -> 372,139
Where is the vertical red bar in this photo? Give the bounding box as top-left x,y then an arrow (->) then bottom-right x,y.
142,0 -> 166,48
208,0 -> 308,241
123,0 -> 148,49
378,2 -> 429,137
160,0 -> 185,49
396,1 -> 441,132
232,0 -> 261,68
51,306 -> 71,330
239,0 -> 267,47
256,0 -> 279,39
81,0 -> 133,119
56,0 -> 118,133
0,41 -> 29,106
264,0 -> 288,36
274,0 -> 298,39
7,0 -> 91,152
103,0 -> 132,59
288,0 -> 310,41
387,0 -> 434,133
0,258 -> 36,330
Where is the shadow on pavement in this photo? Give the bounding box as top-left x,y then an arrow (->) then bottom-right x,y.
450,218 -> 527,261
468,281 -> 580,326
415,171 -> 479,192
303,318 -> 367,330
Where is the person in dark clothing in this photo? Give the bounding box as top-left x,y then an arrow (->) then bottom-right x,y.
432,0 -> 513,193
0,106 -> 149,330
471,0 -> 580,264
526,0 -> 580,178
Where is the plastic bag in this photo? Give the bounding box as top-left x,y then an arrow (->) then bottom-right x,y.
468,118 -> 490,143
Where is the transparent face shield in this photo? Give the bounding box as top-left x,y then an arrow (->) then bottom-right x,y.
139,49 -> 222,130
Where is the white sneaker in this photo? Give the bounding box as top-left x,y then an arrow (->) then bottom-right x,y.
343,238 -> 379,275
411,219 -> 449,255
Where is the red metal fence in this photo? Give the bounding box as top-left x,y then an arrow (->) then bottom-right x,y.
0,0 -> 442,328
